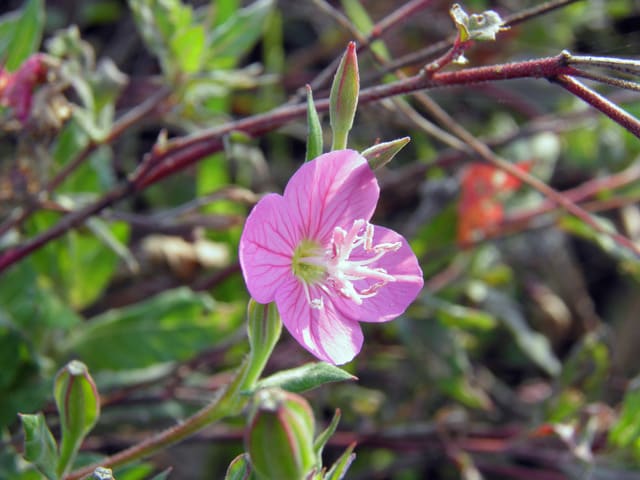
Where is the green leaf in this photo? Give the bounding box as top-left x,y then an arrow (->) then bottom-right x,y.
4,0 -> 44,71
609,375 -> 640,455
313,409 -> 341,459
401,317 -> 491,409
425,295 -> 497,331
324,443 -> 356,480
19,413 -> 59,480
0,260 -> 81,331
224,454 -> 252,480
255,362 -> 356,393
170,24 -> 205,73
450,4 -> 505,42
206,0 -> 273,68
474,286 -> 561,376
340,0 -> 389,60
305,85 -> 323,161
29,215 -> 129,309
559,215 -> 640,277
63,288 -> 240,371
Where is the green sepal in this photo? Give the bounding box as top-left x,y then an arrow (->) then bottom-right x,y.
313,408 -> 341,460
361,137 -> 411,170
324,443 -> 356,480
305,85 -> 323,161
19,412 -> 59,480
225,453 -> 252,480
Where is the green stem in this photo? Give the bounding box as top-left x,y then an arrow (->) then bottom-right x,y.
331,130 -> 349,151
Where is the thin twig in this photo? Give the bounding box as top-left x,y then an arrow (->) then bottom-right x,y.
365,0 -> 584,82
553,74 -> 640,139
293,0 -> 435,102
409,62 -> 640,256
0,53 -> 632,273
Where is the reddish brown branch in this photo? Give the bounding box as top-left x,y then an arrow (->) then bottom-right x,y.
0,53 -> 637,273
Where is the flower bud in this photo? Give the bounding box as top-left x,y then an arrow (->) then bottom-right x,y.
54,360 -> 100,476
245,388 -> 316,480
361,137 -> 411,170
330,42 -> 359,150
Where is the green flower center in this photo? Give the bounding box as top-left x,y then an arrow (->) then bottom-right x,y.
291,239 -> 325,284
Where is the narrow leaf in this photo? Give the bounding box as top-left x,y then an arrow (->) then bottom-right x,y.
324,443 -> 356,480
206,0 -> 273,67
313,408 -> 341,457
5,0 -> 44,71
255,362 -> 356,393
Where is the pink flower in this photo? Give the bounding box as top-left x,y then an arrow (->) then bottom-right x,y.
239,150 -> 423,365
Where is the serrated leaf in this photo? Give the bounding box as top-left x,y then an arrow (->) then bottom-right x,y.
256,362 -> 356,393
4,0 -> 44,71
19,413 -> 58,480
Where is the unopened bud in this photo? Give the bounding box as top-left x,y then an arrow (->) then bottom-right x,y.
246,388 -> 316,480
54,360 -> 100,476
330,42 -> 359,150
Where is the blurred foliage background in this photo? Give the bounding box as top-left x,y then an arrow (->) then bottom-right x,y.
2,0 -> 640,478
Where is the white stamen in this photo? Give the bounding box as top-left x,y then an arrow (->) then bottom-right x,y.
295,219 -> 401,309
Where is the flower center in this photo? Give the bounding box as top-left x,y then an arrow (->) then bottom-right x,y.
292,219 -> 401,309
292,239 -> 325,283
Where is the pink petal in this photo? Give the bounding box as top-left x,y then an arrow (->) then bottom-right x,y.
239,193 -> 298,304
334,225 -> 423,323
275,277 -> 364,365
283,150 -> 379,244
